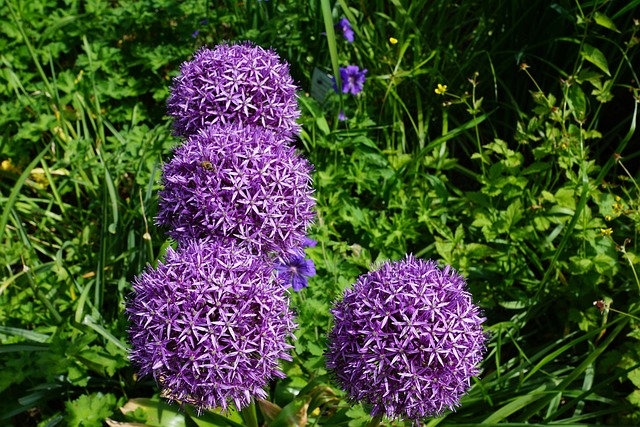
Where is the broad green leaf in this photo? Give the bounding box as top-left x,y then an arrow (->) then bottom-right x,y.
498,300 -> 528,310
593,12 -> 620,33
593,253 -> 617,274
567,85 -> 587,121
569,256 -> 593,274
118,398 -> 187,427
628,390 -> 640,407
65,393 -> 117,427
188,406 -> 244,427
269,395 -> 311,427
576,68 -> 603,83
580,43 -> 611,76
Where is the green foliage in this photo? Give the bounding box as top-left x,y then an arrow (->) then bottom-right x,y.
65,392 -> 118,427
1,0 -> 640,426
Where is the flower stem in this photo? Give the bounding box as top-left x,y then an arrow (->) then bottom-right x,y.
241,402 -> 259,427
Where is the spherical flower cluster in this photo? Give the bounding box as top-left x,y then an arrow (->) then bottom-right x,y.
156,123 -> 315,255
127,238 -> 296,413
326,255 -> 486,422
167,42 -> 301,138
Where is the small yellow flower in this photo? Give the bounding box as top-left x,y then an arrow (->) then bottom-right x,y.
615,195 -> 621,201
604,215 -> 612,221
600,227 -> 613,236
389,37 -> 398,45
435,83 -> 447,95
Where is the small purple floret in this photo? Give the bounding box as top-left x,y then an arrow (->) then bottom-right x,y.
336,18 -> 355,43
127,238 -> 296,413
336,66 -> 367,95
274,238 -> 317,292
326,255 -> 486,422
156,123 -> 315,255
167,42 -> 301,138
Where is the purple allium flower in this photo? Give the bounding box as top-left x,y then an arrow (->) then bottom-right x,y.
335,18 -> 355,43
167,42 -> 301,138
336,66 -> 367,95
156,123 -> 315,255
127,238 -> 296,413
326,255 -> 486,422
274,238 -> 317,291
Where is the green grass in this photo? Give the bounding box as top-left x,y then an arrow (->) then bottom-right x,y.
1,0 -> 640,425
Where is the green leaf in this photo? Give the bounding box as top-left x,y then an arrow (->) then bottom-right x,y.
498,300 -> 528,310
0,326 -> 49,343
567,84 -> 587,121
76,345 -> 127,377
576,68 -> 603,84
593,253 -> 618,275
269,395 -> 311,427
593,12 -> 620,33
118,398 -> 187,427
0,146 -> 49,244
554,187 -> 577,210
628,390 -> 640,407
580,43 -> 611,76
187,406 -> 244,427
345,405 -> 369,427
569,256 -> 593,274
65,392 -> 117,427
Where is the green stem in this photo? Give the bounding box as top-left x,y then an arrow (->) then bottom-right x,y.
609,307 -> 640,323
241,401 -> 259,427
365,414 -> 383,427
320,0 -> 343,126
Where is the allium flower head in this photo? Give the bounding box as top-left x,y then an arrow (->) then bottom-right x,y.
274,238 -> 317,292
326,255 -> 486,422
127,238 -> 296,413
336,18 -> 355,43
167,42 -> 301,138
336,65 -> 367,95
156,123 -> 315,255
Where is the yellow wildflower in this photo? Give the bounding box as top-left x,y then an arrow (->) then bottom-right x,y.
604,215 -> 612,221
389,37 -> 398,45
435,83 -> 447,95
600,228 -> 613,236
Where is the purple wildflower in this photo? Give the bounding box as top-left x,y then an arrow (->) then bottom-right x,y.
335,18 -> 354,43
127,238 -> 296,413
336,66 -> 367,95
274,238 -> 317,292
191,30 -> 199,38
326,255 -> 486,422
156,123 -> 315,255
338,110 -> 348,121
167,42 -> 300,138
